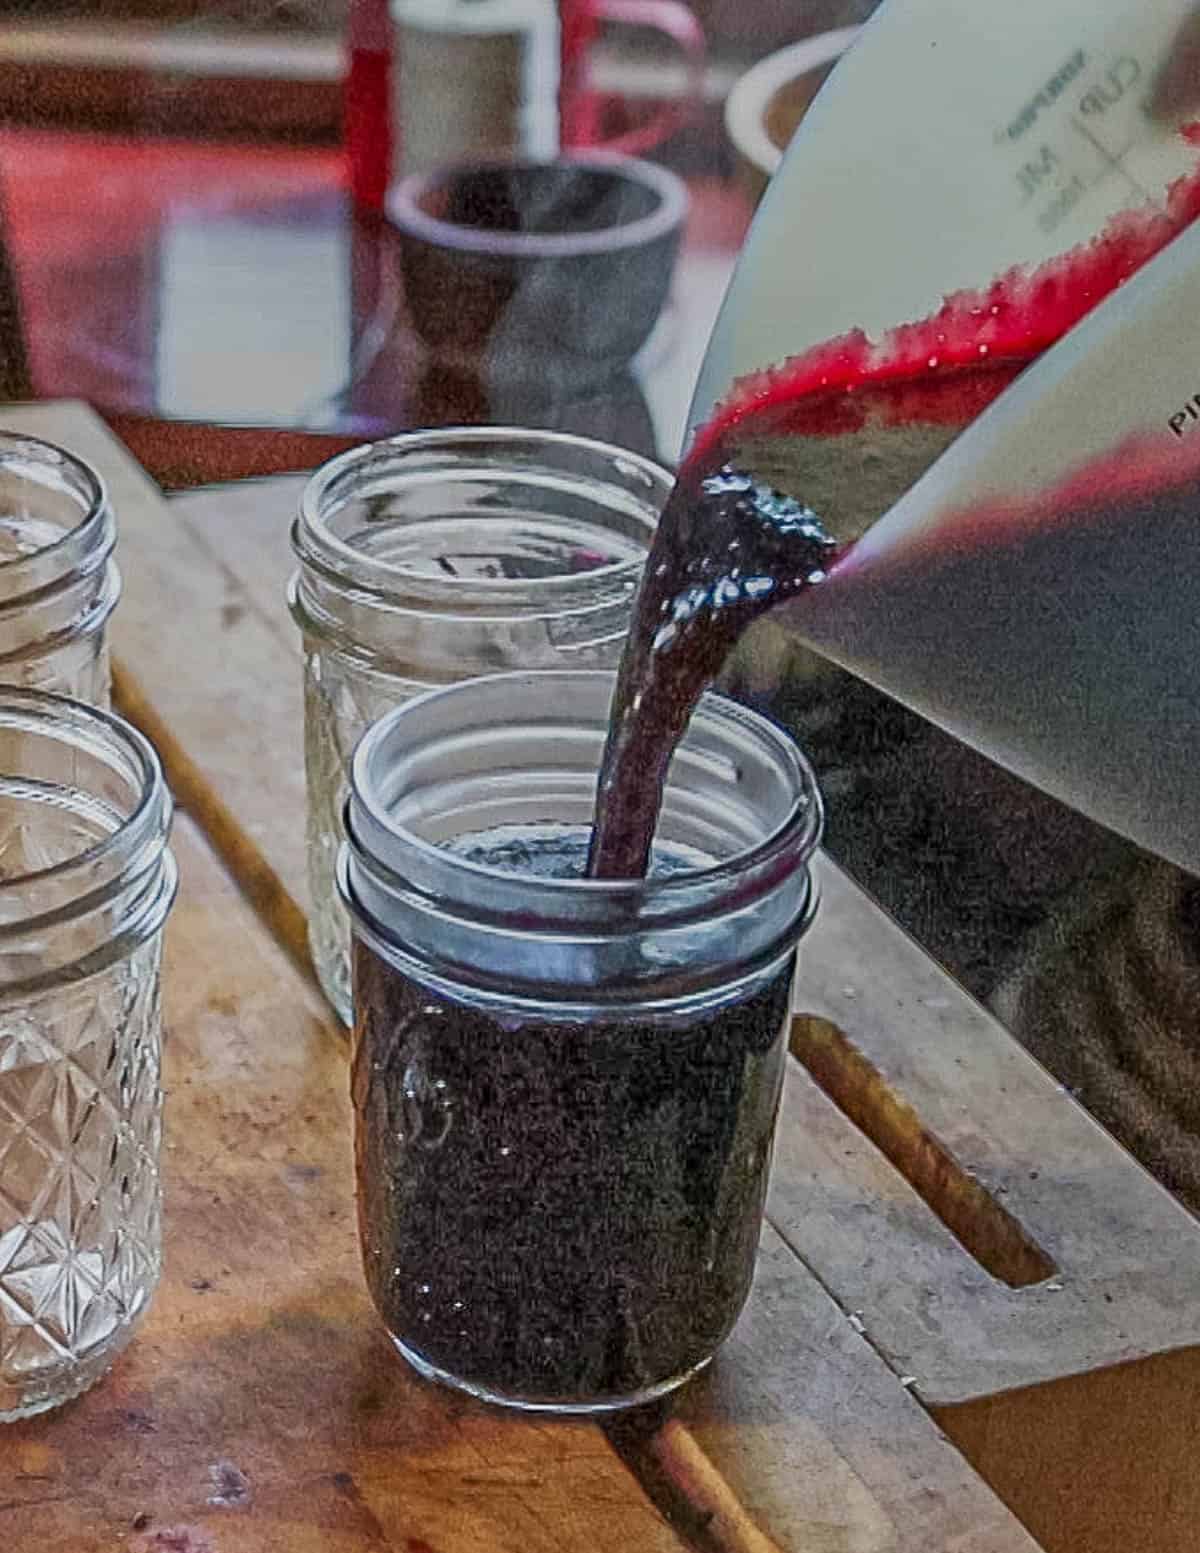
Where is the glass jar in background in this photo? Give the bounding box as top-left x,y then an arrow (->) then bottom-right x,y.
289,428 -> 669,1023
0,689 -> 177,1422
339,669 -> 823,1412
0,433 -> 121,707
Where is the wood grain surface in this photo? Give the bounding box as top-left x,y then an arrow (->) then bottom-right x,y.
780,867 -> 1200,1552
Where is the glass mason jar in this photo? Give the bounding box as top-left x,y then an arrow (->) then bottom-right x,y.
339,669 -> 823,1413
289,428 -> 669,1023
0,433 -> 121,707
0,690 -> 177,1421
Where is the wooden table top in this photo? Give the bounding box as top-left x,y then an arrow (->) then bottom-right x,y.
4,401 -> 1200,1553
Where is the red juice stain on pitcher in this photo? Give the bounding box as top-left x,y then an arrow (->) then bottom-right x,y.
587,135 -> 1200,880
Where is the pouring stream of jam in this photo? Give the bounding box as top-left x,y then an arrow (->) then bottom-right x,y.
587,142 -> 1200,880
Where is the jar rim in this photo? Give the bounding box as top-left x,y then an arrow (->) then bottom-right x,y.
0,558 -> 121,664
0,431 -> 111,574
294,426 -> 670,610
347,669 -> 823,916
0,688 -> 165,900
386,151 -> 689,262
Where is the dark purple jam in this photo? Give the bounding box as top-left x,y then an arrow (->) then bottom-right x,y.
350,830 -> 793,1406
588,464 -> 837,879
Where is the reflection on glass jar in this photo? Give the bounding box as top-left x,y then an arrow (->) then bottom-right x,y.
0,433 -> 121,707
339,670 -> 823,1413
0,690 -> 177,1422
289,427 -> 668,1022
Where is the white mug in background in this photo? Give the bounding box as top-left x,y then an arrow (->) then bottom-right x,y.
391,0 -> 560,179
388,0 -> 705,180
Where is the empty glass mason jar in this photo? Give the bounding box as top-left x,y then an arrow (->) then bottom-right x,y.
289,428 -> 668,1023
0,433 -> 121,707
0,690 -> 177,1421
339,669 -> 823,1413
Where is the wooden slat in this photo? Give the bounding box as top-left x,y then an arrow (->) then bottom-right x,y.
780,859 -> 1200,1553
642,1222 -> 1043,1553
0,22 -> 342,143
784,856 -> 1200,1399
0,23 -> 736,170
166,471 -> 308,745
0,402 -> 1048,1551
103,413 -> 362,491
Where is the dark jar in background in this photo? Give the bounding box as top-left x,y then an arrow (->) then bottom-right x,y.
338,669 -> 823,1412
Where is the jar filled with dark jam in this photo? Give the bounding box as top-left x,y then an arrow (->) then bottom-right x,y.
339,670 -> 823,1413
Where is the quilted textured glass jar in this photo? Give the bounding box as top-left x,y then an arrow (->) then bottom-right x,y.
0,690 -> 177,1421
289,428 -> 668,1022
0,433 -> 121,707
